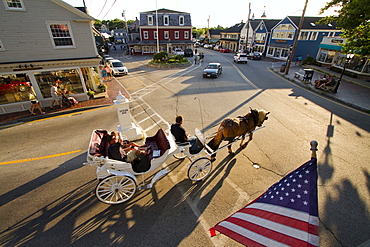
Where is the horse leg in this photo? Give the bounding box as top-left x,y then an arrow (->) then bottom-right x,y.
239,135 -> 245,147
228,140 -> 235,154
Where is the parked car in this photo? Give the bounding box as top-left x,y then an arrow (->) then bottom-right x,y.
219,48 -> 231,53
203,63 -> 222,78
184,49 -> 193,57
173,48 -> 184,56
234,53 -> 248,64
248,52 -> 262,60
108,59 -> 128,76
213,45 -> 221,51
0,78 -> 30,95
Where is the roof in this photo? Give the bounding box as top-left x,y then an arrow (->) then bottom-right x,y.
209,29 -> 222,35
140,8 -> 189,14
288,16 -> 338,30
261,19 -> 281,31
51,0 -> 95,21
222,22 -> 245,33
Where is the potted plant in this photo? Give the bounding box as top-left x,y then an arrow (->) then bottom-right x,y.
87,91 -> 95,98
98,84 -> 107,92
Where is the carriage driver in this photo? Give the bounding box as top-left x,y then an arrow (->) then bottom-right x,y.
170,115 -> 197,153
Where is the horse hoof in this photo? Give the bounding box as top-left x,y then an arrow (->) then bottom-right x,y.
228,150 -> 235,154
210,157 -> 216,162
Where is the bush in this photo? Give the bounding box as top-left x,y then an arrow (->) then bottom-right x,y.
150,51 -> 190,65
302,56 -> 314,65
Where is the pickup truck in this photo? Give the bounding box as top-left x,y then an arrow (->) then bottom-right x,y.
173,48 -> 184,56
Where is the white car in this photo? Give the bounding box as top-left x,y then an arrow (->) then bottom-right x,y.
173,48 -> 184,56
234,53 -> 248,64
108,59 -> 128,76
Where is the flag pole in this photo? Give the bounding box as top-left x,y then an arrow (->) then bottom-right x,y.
310,140 -> 318,159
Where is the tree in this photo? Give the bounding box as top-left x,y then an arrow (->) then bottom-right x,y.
318,0 -> 370,56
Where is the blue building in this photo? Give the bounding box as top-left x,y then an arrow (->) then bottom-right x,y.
267,16 -> 341,61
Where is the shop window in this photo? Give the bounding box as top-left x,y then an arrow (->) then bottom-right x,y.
47,22 -> 75,49
3,0 -> 26,11
0,73 -> 30,105
34,69 -> 84,98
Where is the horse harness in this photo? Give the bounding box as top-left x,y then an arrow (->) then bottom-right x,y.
237,109 -> 259,128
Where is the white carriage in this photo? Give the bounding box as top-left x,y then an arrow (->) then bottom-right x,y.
84,126 -> 213,204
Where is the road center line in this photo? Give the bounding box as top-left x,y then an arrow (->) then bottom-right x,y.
0,149 -> 81,165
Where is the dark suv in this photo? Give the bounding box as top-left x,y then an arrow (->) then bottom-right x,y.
184,49 -> 193,57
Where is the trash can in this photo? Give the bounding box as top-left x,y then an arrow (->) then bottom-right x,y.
280,63 -> 287,72
303,69 -> 314,83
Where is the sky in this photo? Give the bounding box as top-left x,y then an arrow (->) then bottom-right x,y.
62,0 -> 339,28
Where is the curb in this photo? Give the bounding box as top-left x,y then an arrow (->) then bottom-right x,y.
271,68 -> 370,114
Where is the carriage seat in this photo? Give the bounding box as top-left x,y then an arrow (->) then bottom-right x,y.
88,130 -> 110,157
145,128 -> 170,160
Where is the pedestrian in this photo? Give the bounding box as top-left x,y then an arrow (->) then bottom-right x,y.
194,53 -> 198,64
200,53 -> 204,63
101,66 -> 107,81
50,81 -> 62,109
105,65 -> 113,80
28,85 -> 45,115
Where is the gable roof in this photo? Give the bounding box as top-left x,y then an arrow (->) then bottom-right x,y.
222,22 -> 245,33
51,0 -> 95,20
262,19 -> 281,31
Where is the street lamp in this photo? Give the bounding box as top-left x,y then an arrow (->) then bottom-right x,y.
333,53 -> 354,93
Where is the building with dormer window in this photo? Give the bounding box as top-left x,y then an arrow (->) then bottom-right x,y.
132,8 -> 193,55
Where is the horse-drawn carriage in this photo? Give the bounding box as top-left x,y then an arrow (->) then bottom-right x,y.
84,109 -> 269,204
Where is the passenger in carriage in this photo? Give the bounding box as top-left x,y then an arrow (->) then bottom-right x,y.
107,131 -> 149,162
170,115 -> 197,153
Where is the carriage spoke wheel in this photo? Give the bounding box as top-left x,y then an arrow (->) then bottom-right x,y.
95,175 -> 136,204
173,151 -> 187,159
188,157 -> 212,181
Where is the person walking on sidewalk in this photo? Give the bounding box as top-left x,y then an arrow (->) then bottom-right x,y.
28,85 -> 45,115
50,81 -> 62,109
105,65 -> 113,80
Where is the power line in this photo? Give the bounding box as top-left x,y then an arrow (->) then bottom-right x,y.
96,0 -> 108,18
101,0 -> 117,20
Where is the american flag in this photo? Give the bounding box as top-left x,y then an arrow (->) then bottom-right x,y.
211,158 -> 319,246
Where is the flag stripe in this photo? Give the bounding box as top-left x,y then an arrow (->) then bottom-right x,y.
229,213 -> 319,246
239,208 -> 319,235
211,158 -> 319,246
248,203 -> 319,225
217,221 -> 290,247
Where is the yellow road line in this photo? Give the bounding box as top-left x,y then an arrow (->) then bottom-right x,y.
0,149 -> 81,165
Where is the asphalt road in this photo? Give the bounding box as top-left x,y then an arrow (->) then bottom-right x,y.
0,48 -> 369,246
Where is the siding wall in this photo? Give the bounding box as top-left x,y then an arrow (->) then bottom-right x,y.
0,0 -> 97,64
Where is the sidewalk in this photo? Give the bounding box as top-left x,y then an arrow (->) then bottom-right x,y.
271,62 -> 370,113
0,77 -> 130,127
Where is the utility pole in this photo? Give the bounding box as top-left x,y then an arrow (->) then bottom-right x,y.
155,0 -> 160,53
245,3 -> 251,52
285,0 -> 308,75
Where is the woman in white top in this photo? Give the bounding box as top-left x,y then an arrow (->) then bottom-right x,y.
50,82 -> 62,109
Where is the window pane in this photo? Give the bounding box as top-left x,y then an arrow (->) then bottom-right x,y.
6,0 -> 22,8
0,73 -> 30,104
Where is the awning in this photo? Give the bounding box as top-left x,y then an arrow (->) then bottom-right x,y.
318,44 -> 343,51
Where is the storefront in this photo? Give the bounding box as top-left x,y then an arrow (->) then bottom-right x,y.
0,58 -> 102,114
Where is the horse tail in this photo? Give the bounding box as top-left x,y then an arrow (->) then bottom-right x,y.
207,130 -> 223,151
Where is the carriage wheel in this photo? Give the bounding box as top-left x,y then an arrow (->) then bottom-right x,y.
95,175 -> 136,204
173,151 -> 187,160
188,157 -> 212,181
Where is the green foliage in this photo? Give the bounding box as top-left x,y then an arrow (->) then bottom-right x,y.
150,52 -> 189,64
93,18 -> 134,31
152,51 -> 168,62
318,0 -> 370,56
302,56 -> 314,65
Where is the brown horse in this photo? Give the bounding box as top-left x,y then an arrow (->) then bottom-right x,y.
207,109 -> 269,156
